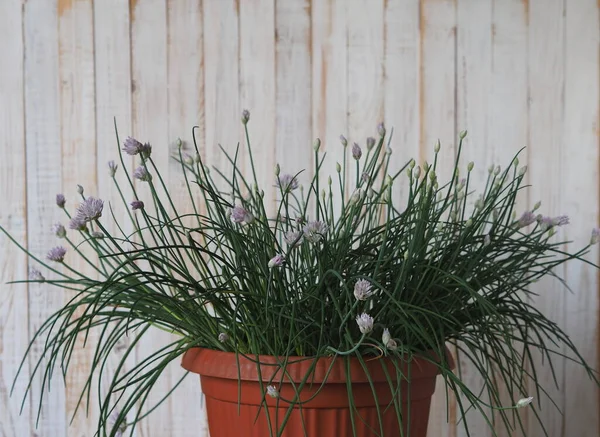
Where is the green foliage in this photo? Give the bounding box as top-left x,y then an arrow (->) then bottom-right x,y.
2,116 -> 598,437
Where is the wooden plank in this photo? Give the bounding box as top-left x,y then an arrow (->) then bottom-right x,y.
203,0 -> 240,194
455,1 -> 493,435
166,0 -> 206,435
488,2 -> 529,436
562,0 -> 600,436
58,0 -> 98,434
93,0 -> 136,432
275,0 -> 313,186
239,0 -> 276,212
23,0 -> 67,434
0,1 -> 31,436
347,0 -> 384,149
130,0 -> 171,435
527,0 -> 566,436
419,1 -> 458,437
312,0 -> 348,215
384,0 -> 420,203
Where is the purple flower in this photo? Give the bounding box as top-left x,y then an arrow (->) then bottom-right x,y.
518,211 -> 536,228
107,408 -> 127,437
537,215 -> 569,231
284,230 -> 303,247
551,215 -> 569,226
130,200 -> 144,211
353,279 -> 374,301
133,166 -> 152,182
268,254 -> 285,269
377,122 -> 386,137
241,109 -> 250,125
122,137 -> 144,155
69,216 -> 88,231
266,385 -> 279,398
140,142 -> 152,158
303,220 -> 329,243
366,137 -> 376,150
230,205 -> 254,224
108,160 -> 118,177
91,231 -> 104,239
29,268 -> 45,281
352,143 -> 362,160
590,228 -> 600,245
276,174 -> 299,192
356,312 -> 374,334
76,197 -> 104,221
52,223 -> 66,238
56,194 -> 66,208
47,246 -> 67,262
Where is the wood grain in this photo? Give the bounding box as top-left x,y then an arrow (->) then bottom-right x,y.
0,1 -> 30,436
23,0 -> 67,435
0,1 -> 599,436
527,0 -> 567,435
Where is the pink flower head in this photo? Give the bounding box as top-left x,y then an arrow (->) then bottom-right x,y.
352,143 -> 362,160
518,211 -> 536,228
47,246 -> 67,262
130,200 -> 144,211
76,197 -> 104,222
230,205 -> 254,224
69,216 -> 88,231
241,109 -> 250,124
56,194 -> 66,208
303,220 -> 329,243
268,254 -> 285,269
133,166 -> 152,182
356,312 -> 374,334
52,223 -> 66,238
29,268 -> 45,281
276,174 -> 299,192
284,230 -> 304,247
353,279 -> 374,301
122,137 -> 144,155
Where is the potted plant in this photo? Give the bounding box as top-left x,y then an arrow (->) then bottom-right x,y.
2,111 -> 598,437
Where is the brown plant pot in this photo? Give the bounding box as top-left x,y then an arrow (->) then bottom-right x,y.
182,347 -> 453,437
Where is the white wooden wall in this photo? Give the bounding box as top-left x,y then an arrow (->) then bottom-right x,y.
0,0 -> 598,436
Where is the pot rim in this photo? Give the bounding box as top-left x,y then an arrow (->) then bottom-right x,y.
181,347 -> 454,384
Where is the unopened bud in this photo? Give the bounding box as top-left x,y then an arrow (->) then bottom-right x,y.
313,138 -> 321,152
434,140 -> 440,153
76,185 -> 84,195
377,122 -> 386,137
467,162 -> 474,172
241,109 -> 250,124
275,163 -> 280,176
366,137 -> 375,150
459,130 -> 468,139
340,135 -> 348,147
409,159 -> 415,170
336,162 -> 342,173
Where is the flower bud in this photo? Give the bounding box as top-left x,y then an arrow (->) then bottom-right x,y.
275,163 -> 280,176
434,140 -> 440,153
76,185 -> 84,195
328,176 -> 332,186
494,166 -> 501,176
241,109 -> 250,124
459,130 -> 468,139
414,166 -> 421,179
340,135 -> 348,147
516,397 -> 533,408
366,137 -> 375,150
377,122 -> 386,137
467,162 -> 474,172
336,162 -> 341,173
519,165 -> 527,176
533,201 -> 541,211
409,159 -> 415,170
313,138 -> 321,152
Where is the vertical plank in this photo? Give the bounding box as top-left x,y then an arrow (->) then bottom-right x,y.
0,1 -> 31,436
455,1 -> 492,435
489,1 -> 529,436
130,0 -> 170,435
58,0 -> 98,434
166,0 -> 206,435
239,0 -> 276,211
347,0 -> 384,147
563,0 -> 600,436
203,0 -> 240,191
93,0 -> 135,430
23,0 -> 67,434
384,0 -> 420,202
419,1 -> 458,437
527,0 -> 566,436
275,0 -> 313,186
312,0 -> 348,213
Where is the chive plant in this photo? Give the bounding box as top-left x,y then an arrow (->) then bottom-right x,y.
2,112 -> 599,437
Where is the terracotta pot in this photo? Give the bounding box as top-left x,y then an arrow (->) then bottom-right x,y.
182,347 -> 453,437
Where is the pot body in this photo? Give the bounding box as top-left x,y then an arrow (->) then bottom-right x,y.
182,348 -> 450,437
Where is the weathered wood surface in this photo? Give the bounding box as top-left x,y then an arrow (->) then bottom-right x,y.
0,1 -> 598,436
